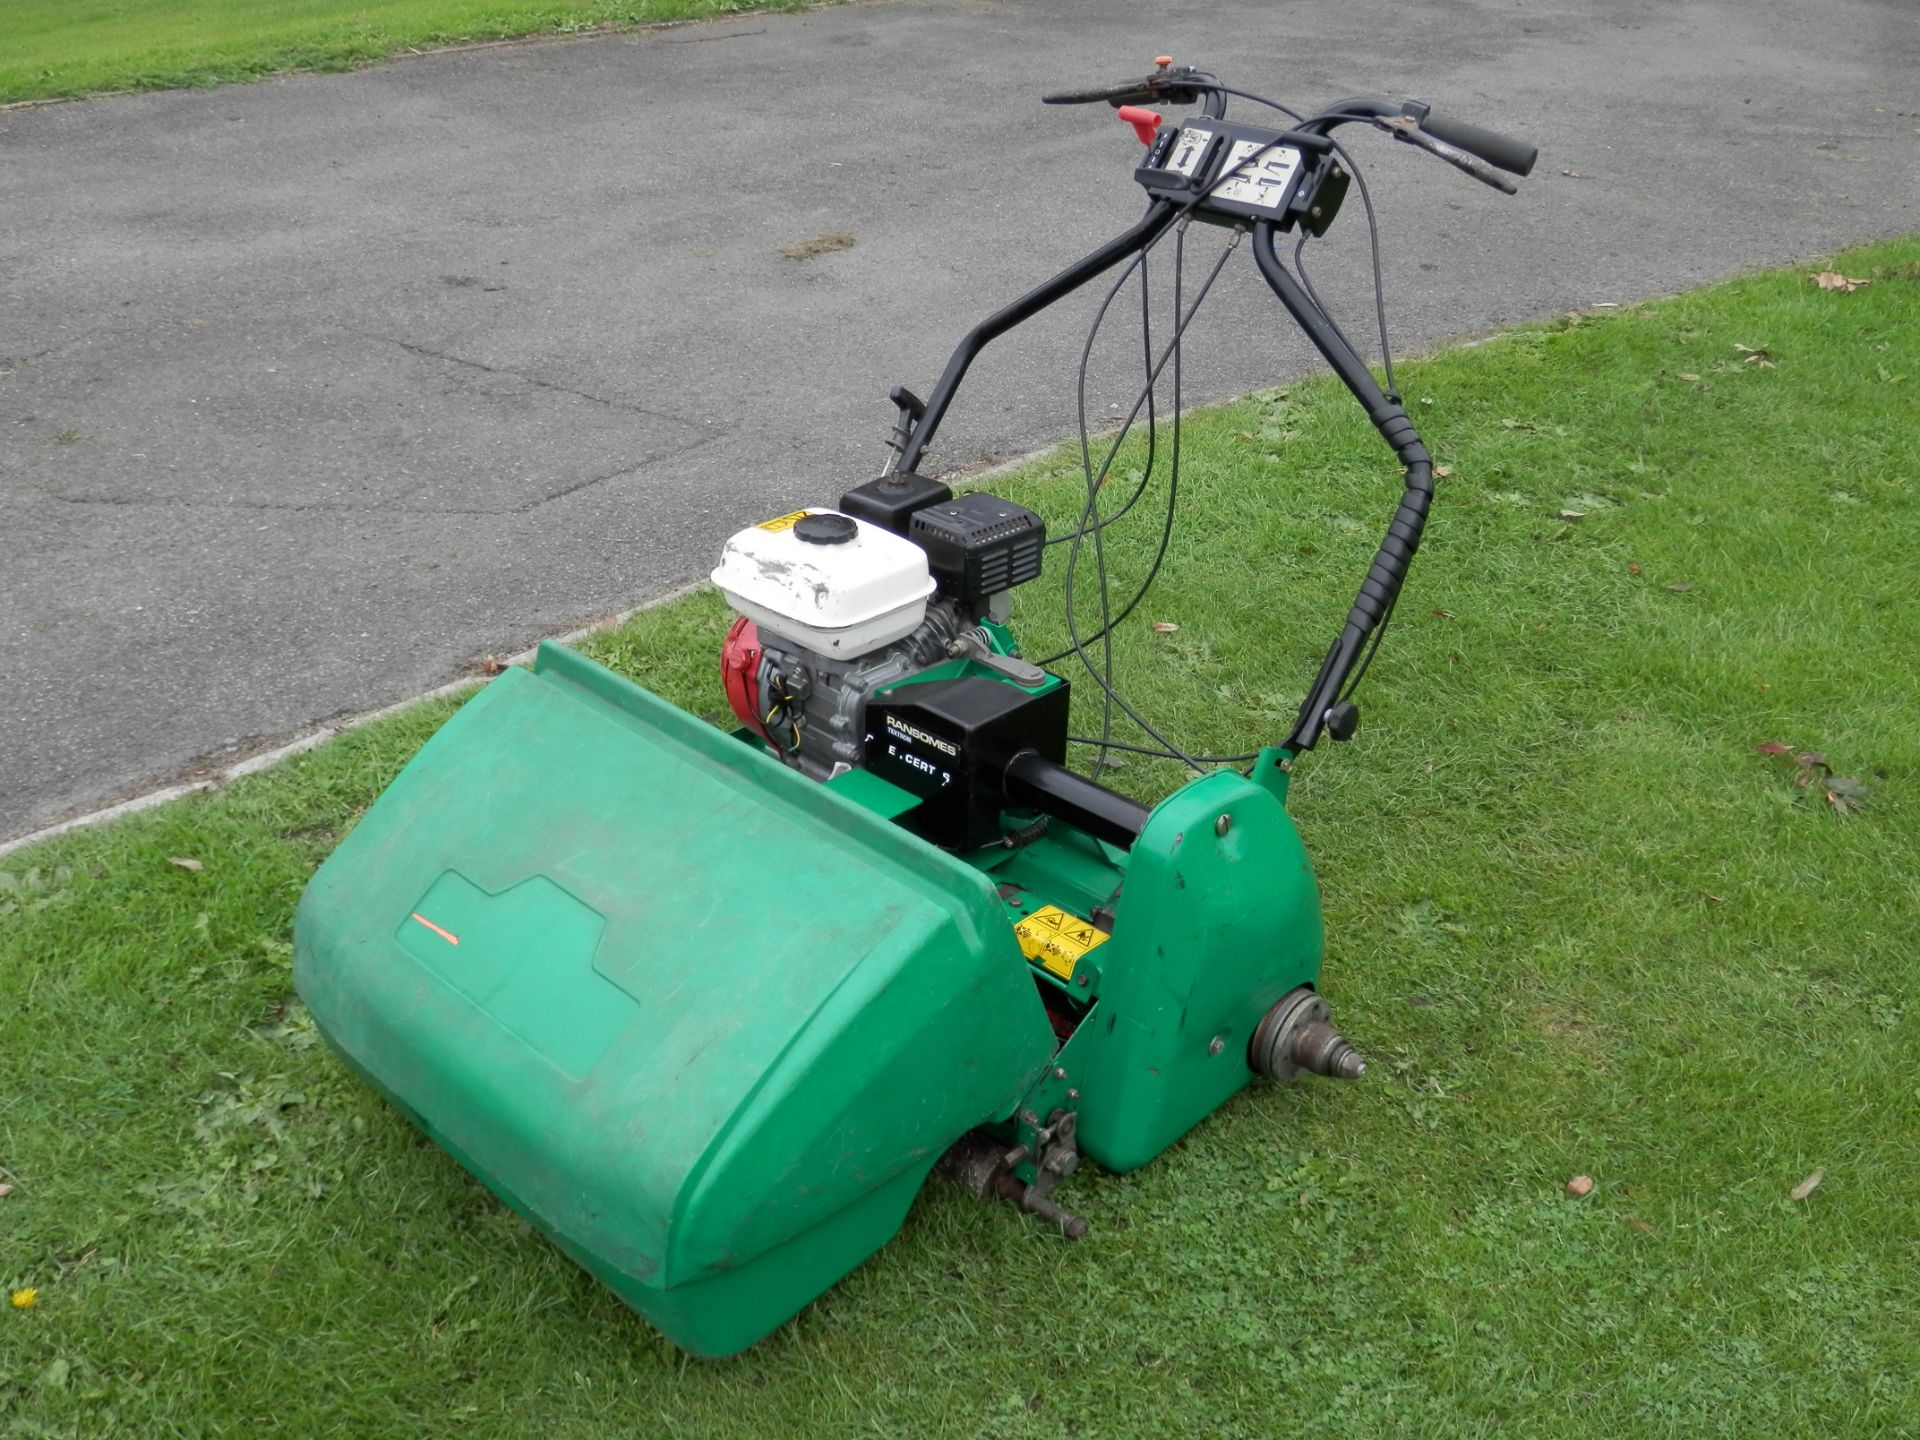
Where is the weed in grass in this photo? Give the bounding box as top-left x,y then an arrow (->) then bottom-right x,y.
2,241 -> 1918,1436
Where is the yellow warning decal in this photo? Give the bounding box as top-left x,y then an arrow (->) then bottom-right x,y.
756,510 -> 810,532
1014,904 -> 1109,981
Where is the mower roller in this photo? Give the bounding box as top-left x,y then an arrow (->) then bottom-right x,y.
294,62 -> 1534,1357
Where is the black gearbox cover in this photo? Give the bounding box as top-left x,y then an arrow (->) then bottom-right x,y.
865,674 -> 1068,851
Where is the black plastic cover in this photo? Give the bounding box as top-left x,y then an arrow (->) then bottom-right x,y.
839,473 -> 953,536
909,493 -> 1045,608
866,675 -> 1069,851
1292,155 -> 1351,238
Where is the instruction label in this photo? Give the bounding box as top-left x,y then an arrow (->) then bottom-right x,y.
1014,905 -> 1109,981
755,510 -> 810,532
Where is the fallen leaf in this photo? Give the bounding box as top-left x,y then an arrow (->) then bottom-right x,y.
1756,741 -> 1794,756
168,857 -> 205,872
1664,582 -> 1693,593
1091,753 -> 1126,770
1795,750 -> 1828,768
1676,372 -> 1701,383
1790,1169 -> 1825,1201
480,656 -> 506,676
1430,608 -> 1456,619
1733,343 -> 1776,368
1434,464 -> 1454,478
1151,621 -> 1179,634
1628,561 -> 1642,575
1561,168 -> 1587,178
1811,270 -> 1870,292
1706,894 -> 1727,906
1558,509 -> 1586,520
1814,141 -> 1838,151
1419,395 -> 1435,406
1626,1217 -> 1656,1234
776,230 -> 856,261
1592,301 -> 1620,309
1566,1175 -> 1595,1198
1823,775 -> 1872,814
0,1183 -> 12,1198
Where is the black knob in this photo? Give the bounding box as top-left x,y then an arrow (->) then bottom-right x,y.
1324,701 -> 1360,742
794,512 -> 859,545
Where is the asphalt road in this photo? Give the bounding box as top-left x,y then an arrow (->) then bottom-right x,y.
2,0 -> 1916,840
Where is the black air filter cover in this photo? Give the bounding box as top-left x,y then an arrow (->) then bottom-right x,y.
909,493 -> 1045,609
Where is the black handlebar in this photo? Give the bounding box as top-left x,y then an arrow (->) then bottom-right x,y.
894,70 -> 1535,752
1040,76 -> 1166,106
1042,66 -> 1227,118
1415,111 -> 1537,177
1249,222 -> 1433,751
1048,78 -> 1538,186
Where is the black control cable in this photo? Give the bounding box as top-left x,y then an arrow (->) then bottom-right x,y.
1057,221 -> 1238,773
1040,131 -> 1282,556
1044,232 -> 1164,551
1047,101 -> 1402,668
1050,90 -> 1414,769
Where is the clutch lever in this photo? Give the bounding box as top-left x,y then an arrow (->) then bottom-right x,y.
1378,117 -> 1519,195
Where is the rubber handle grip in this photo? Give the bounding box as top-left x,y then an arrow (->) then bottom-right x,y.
1418,113 -> 1536,177
1042,79 -> 1153,106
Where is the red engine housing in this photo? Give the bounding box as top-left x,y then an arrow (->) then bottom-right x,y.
720,615 -> 774,744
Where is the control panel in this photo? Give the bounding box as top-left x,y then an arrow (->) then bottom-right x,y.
1135,118 -> 1348,235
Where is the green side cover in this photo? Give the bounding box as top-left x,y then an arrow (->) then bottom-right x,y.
978,755 -> 1324,1175
293,642 -> 1056,1356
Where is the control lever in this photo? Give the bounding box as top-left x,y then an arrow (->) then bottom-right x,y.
885,385 -> 926,461
1379,117 -> 1519,195
948,630 -> 1047,686
1042,57 -> 1211,109
1115,105 -> 1163,145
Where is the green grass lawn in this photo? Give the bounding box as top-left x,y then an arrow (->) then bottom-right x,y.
4,239 -> 1918,1437
0,0 -> 794,105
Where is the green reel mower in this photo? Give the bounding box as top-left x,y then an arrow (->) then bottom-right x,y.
294,62 -> 1534,1356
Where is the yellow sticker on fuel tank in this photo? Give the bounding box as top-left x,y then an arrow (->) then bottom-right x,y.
1015,905 -> 1109,981
756,510 -> 810,532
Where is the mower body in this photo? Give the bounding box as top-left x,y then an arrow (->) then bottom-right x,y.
288,60 -> 1524,1352
295,640 -> 1324,1355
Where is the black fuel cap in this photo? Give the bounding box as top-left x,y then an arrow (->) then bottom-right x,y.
794,512 -> 859,545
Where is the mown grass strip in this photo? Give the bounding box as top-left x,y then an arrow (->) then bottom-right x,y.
1,0 -> 808,106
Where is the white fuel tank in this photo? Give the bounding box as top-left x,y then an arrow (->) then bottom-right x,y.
711,509 -> 937,658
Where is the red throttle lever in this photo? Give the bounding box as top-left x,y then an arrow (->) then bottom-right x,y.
1116,105 -> 1163,146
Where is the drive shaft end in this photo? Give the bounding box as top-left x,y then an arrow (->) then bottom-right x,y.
1249,987 -> 1368,1081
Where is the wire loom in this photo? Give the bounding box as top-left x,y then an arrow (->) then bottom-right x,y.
1045,85 -> 1405,776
